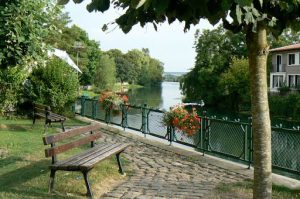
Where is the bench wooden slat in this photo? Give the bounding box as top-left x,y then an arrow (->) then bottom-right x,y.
50,144 -> 120,170
81,143 -> 129,169
59,143 -> 117,166
35,113 -> 45,117
45,132 -> 102,157
50,143 -> 110,167
43,124 -> 100,145
34,103 -> 50,110
50,143 -> 129,171
67,143 -> 122,166
48,113 -> 65,119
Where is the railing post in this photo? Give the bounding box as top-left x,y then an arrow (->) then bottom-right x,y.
92,99 -> 97,119
168,126 -> 175,145
105,103 -> 112,124
141,104 -> 147,136
247,117 -> 253,169
80,96 -> 85,116
121,104 -> 128,130
199,111 -> 206,154
204,115 -> 210,153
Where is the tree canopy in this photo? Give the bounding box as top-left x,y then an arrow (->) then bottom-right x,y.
181,26 -> 247,110
0,0 -> 61,69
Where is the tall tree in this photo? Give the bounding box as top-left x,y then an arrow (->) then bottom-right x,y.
61,1 -> 300,197
219,58 -> 250,112
93,54 -> 116,90
181,26 -> 247,109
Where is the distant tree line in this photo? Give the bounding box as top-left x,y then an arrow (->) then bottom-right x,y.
163,74 -> 183,82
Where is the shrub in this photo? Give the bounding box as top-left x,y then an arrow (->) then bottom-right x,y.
26,57 -> 79,113
0,67 -> 26,115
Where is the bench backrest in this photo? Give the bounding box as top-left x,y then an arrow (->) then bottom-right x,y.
43,124 -> 101,163
33,103 -> 51,115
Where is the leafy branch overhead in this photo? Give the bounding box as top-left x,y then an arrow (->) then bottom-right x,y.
60,0 -> 299,36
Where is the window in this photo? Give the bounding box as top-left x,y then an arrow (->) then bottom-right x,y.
288,53 -> 296,65
296,75 -> 300,87
273,75 -> 284,88
289,75 -> 295,87
276,55 -> 282,72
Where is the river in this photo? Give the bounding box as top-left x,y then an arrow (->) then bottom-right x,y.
128,82 -> 182,110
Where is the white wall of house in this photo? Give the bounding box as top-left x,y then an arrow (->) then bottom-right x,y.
270,49 -> 300,91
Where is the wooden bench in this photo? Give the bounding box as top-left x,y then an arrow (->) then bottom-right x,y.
33,103 -> 66,132
42,124 -> 130,198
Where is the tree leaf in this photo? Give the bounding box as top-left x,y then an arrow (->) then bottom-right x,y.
73,0 -> 85,4
244,12 -> 254,24
136,0 -> 147,9
235,0 -> 252,7
57,0 -> 70,5
87,0 -> 110,13
236,5 -> 242,24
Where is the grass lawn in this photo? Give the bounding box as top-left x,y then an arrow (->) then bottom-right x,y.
0,117 -> 128,199
210,179 -> 300,199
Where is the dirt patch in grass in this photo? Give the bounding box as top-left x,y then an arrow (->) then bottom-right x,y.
95,176 -> 127,197
0,124 -> 8,129
0,148 -> 9,158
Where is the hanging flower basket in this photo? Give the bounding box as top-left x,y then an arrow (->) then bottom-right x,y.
163,104 -> 201,136
99,91 -> 129,113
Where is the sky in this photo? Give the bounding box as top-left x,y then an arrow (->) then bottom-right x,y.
64,2 -> 216,72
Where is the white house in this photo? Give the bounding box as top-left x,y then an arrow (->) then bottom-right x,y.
269,43 -> 300,92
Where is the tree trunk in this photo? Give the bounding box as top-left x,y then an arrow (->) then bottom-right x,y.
246,24 -> 272,199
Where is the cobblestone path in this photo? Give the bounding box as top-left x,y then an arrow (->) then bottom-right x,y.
97,129 -> 249,199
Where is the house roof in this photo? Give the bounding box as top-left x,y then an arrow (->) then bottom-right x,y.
48,48 -> 82,73
269,43 -> 300,53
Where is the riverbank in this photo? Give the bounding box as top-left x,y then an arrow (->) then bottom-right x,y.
80,83 -> 144,98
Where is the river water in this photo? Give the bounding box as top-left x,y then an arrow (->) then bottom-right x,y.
128,82 -> 182,111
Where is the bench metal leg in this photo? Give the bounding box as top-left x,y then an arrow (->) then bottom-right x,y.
61,121 -> 65,132
82,171 -> 93,198
49,169 -> 56,193
33,116 -> 36,125
116,152 -> 124,175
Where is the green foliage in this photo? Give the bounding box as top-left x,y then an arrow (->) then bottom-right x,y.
107,48 -> 164,86
269,93 -> 300,120
219,58 -> 250,111
47,24 -> 102,85
181,26 -> 247,110
0,67 -> 26,114
26,57 -> 79,113
93,54 -> 116,91
164,74 -> 183,82
0,0 -> 61,69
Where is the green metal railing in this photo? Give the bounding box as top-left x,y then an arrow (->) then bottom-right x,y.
74,96 -> 300,177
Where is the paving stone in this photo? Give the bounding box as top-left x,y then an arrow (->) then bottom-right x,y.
99,130 -> 248,199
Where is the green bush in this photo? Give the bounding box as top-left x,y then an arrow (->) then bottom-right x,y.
0,67 -> 26,115
269,93 -> 300,120
26,57 -> 79,114
278,86 -> 291,96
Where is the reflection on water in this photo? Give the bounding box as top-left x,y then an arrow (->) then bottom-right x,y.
128,82 -> 182,110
